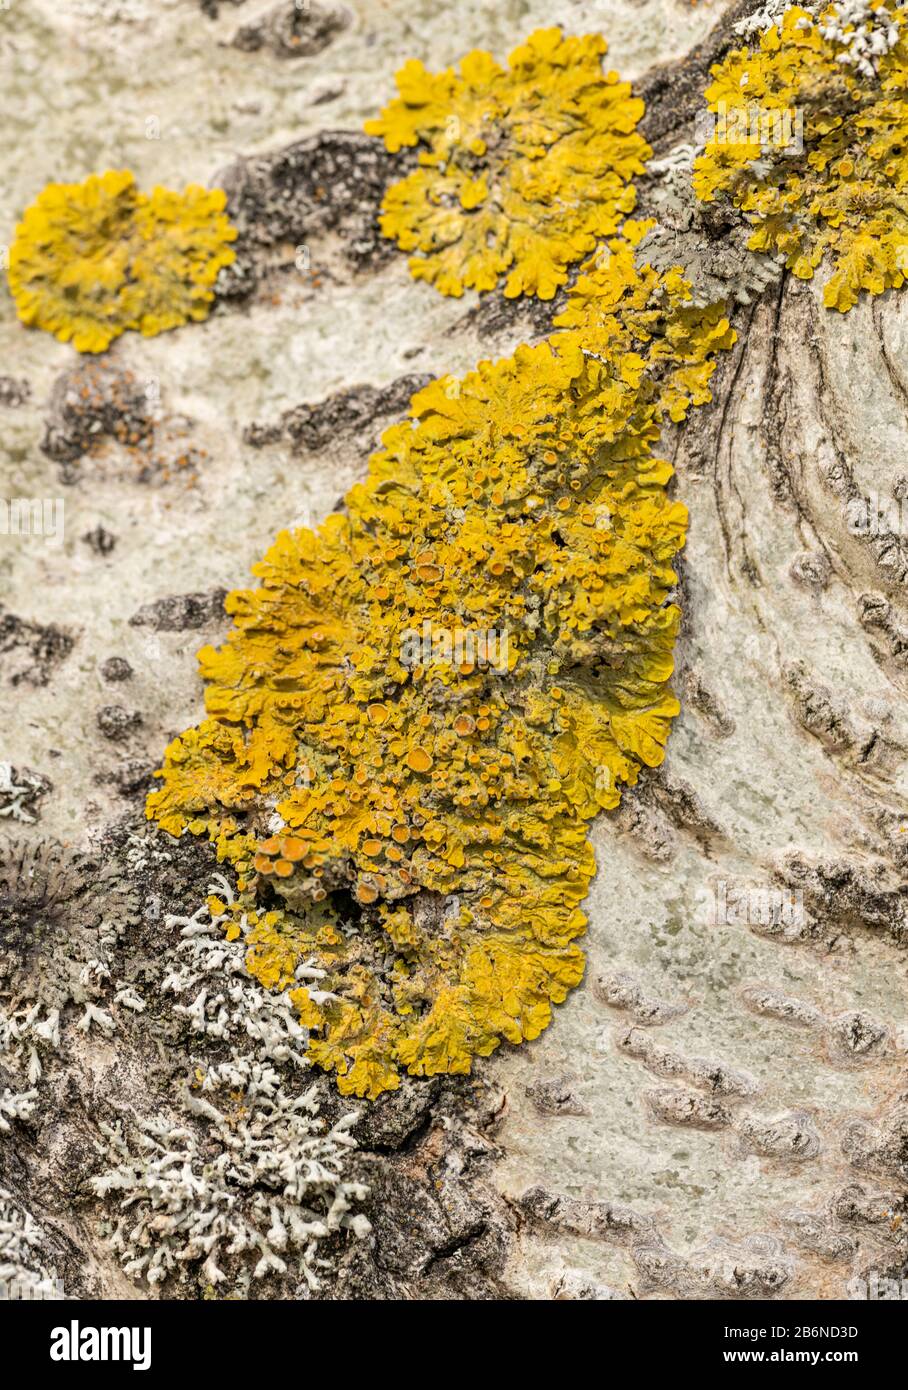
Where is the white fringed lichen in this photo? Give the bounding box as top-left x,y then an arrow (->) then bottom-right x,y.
0,764 -> 49,824
93,1102 -> 368,1291
0,1087 -> 38,1133
0,1004 -> 60,1085
0,1189 -> 62,1300
734,0 -> 900,72
91,875 -> 370,1293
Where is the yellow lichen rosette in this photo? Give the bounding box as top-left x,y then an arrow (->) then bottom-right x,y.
366,27 -> 650,299
8,170 -> 237,352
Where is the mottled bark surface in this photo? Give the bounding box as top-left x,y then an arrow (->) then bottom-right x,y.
1,0 -> 906,1301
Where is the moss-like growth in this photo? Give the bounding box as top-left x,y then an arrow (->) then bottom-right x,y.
693,4 -> 908,311
8,170 -> 237,352
365,27 -> 650,299
147,233 -> 733,1099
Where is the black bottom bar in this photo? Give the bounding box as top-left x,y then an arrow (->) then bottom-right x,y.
0,1295 -> 900,1377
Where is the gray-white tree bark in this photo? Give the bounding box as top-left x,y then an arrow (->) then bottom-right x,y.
1,0 -> 906,1301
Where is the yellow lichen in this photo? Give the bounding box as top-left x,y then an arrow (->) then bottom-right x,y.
554,225 -> 737,422
365,27 -> 650,299
693,4 -> 908,311
147,236 -> 734,1099
7,170 -> 237,352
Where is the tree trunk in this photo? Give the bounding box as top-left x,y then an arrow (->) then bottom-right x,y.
1,0 -> 906,1303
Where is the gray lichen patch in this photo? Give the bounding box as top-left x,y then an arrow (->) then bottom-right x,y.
230,1 -> 353,60
42,358 -> 210,490
129,590 -> 228,633
0,608 -> 75,688
217,130 -> 410,298
243,373 -> 433,455
636,143 -> 784,307
0,835 -> 140,1014
42,360 -> 154,468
